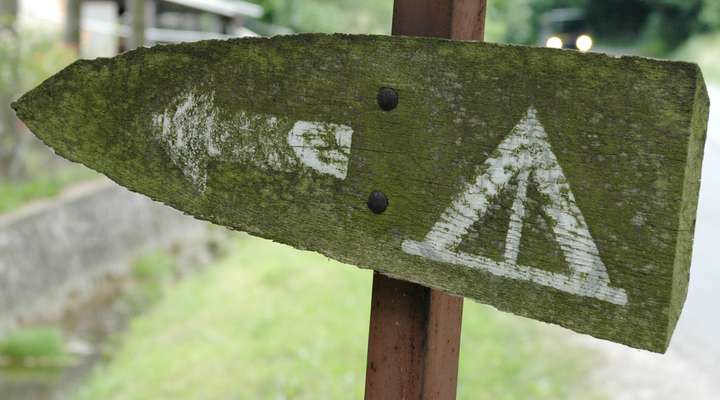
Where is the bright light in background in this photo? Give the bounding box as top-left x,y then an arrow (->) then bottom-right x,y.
545,36 -> 563,49
576,34 -> 593,52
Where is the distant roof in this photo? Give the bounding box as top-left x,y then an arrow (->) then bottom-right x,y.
163,0 -> 263,19
84,18 -> 260,42
144,26 -> 259,42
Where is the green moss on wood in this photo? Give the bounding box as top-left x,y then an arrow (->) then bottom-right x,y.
11,34 -> 709,352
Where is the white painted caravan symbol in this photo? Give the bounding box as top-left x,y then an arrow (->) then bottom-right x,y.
402,107 -> 628,306
152,89 -> 353,191
287,121 -> 352,180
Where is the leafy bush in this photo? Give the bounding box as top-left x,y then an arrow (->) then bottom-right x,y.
0,327 -> 67,363
124,250 -> 180,315
131,250 -> 177,283
700,0 -> 720,31
252,0 -> 392,34
1,24 -> 76,180
0,29 -> 75,97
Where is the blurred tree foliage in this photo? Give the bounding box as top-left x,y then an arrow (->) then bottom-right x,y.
243,0 -> 719,53
251,0 -> 392,34
700,0 -> 720,31
0,8 -> 75,180
517,0 -> 718,52
0,0 -> 21,179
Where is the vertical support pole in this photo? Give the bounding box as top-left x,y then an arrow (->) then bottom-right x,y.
0,0 -> 21,179
364,1 -> 486,399
391,0 -> 486,39
130,0 -> 145,49
365,275 -> 464,400
145,0 -> 157,46
64,0 -> 81,50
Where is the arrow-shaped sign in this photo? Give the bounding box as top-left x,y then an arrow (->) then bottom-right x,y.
12,34 -> 709,352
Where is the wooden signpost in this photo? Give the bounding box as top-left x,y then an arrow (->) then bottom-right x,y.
12,1 -> 709,397
366,2 -> 485,399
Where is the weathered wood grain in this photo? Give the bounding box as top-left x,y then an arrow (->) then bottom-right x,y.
12,34 -> 709,352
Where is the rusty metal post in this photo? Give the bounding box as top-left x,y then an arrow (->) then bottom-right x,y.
364,1 -> 486,399
364,275 -> 465,400
391,0 -> 486,39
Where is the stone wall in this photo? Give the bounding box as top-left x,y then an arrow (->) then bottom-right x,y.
0,179 -> 211,334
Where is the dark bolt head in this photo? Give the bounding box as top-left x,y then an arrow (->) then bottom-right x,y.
377,87 -> 398,111
367,191 -> 389,214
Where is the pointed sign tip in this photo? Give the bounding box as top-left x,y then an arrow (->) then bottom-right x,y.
11,95 -> 32,128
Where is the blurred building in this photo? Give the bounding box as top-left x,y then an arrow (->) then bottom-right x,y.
17,0 -> 263,58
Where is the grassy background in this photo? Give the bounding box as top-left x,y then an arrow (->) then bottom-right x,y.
0,328 -> 67,365
73,234 -> 603,400
0,164 -> 97,214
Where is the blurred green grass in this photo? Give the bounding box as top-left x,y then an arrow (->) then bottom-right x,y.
120,250 -> 181,317
131,250 -> 177,282
254,0 -> 524,43
0,164 -> 97,214
0,327 -> 68,366
73,234 -> 603,400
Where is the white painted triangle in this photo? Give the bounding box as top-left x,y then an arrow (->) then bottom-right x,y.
402,107 -> 628,305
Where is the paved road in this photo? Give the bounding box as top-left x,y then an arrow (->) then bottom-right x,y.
675,83 -> 720,373
571,84 -> 720,400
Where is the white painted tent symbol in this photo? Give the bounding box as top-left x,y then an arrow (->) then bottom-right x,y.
402,107 -> 628,306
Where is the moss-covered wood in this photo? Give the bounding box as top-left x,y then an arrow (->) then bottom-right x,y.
12,34 -> 708,352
